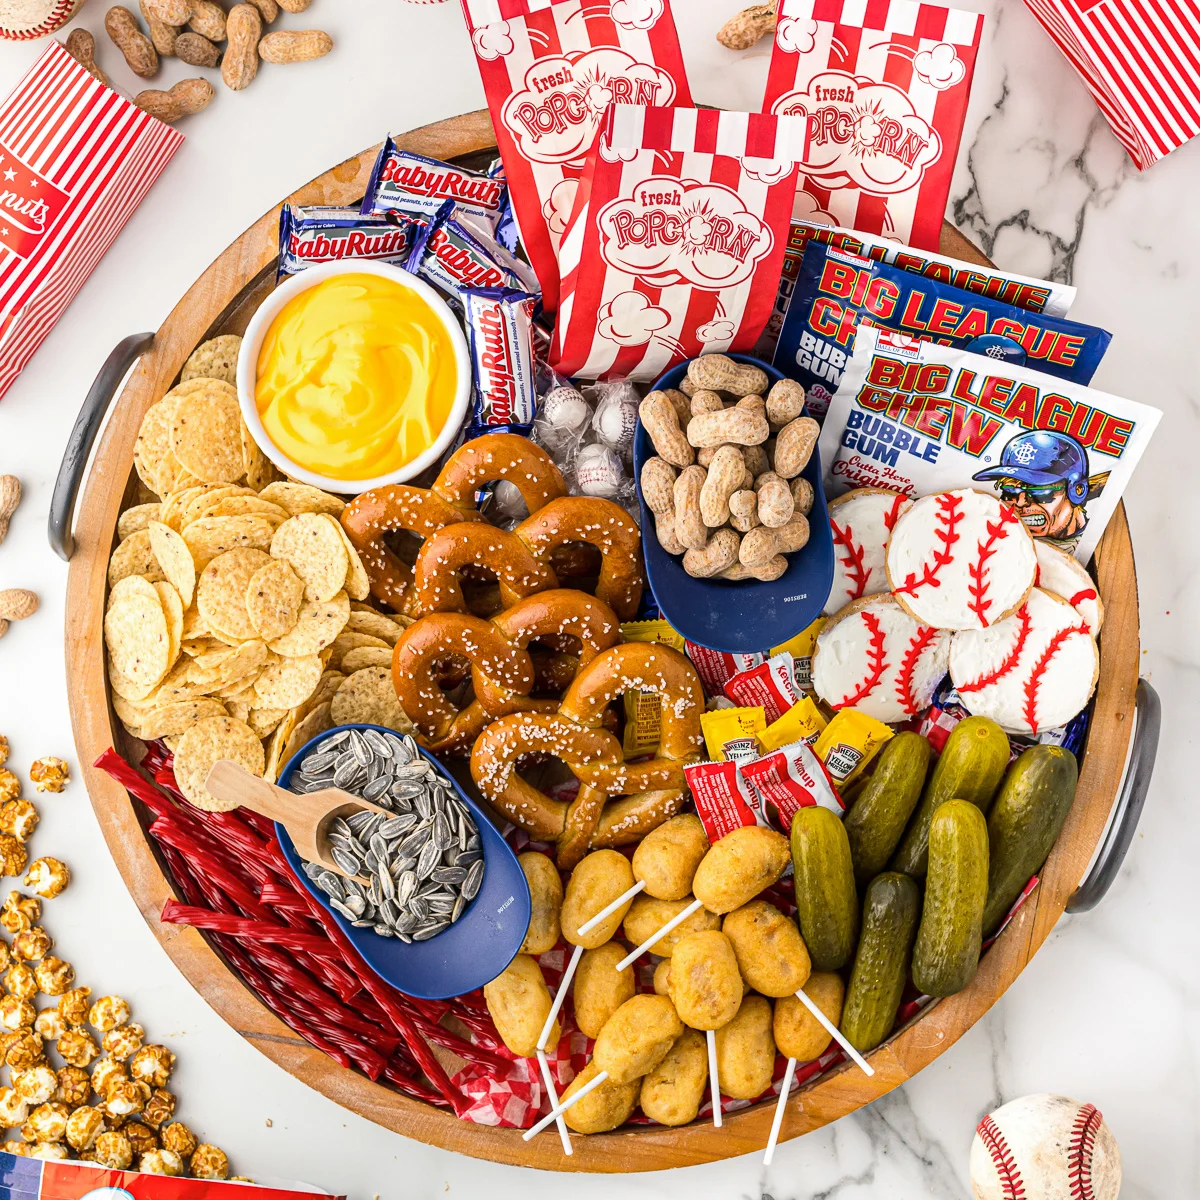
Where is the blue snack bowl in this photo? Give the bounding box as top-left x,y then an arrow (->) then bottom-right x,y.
634,355 -> 835,652
276,724 -> 531,1000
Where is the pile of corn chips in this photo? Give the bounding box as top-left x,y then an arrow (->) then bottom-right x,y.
103,337 -> 415,813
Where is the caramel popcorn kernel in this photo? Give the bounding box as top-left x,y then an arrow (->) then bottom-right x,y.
12,927 -> 51,961
56,986 -> 91,1027
1,893 -> 40,936
25,858 -> 69,900
139,1148 -> 183,1176
65,1105 -> 104,1151
88,995 -> 131,1033
191,1143 -> 230,1180
21,1101 -> 68,1144
6,1031 -> 43,1071
4,961 -> 36,999
93,1130 -> 133,1170
102,1022 -> 144,1061
160,1120 -> 197,1157
28,759 -> 68,794
0,738 -> 7,768
0,770 -> 19,804
56,1028 -> 98,1068
142,1088 -> 175,1129
30,1141 -> 68,1161
104,1078 -> 150,1118
0,801 -> 39,844
34,956 -> 75,996
2,1139 -> 29,1157
124,1120 -> 157,1157
11,1064 -> 55,1105
130,1043 -> 175,1089
0,1086 -> 28,1126
34,1009 -> 64,1041
0,995 -> 35,1031
0,837 -> 28,879
54,1066 -> 90,1108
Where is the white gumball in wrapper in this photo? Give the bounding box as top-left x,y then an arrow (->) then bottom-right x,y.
592,382 -> 640,455
538,385 -> 591,453
575,444 -> 624,499
491,480 -> 528,521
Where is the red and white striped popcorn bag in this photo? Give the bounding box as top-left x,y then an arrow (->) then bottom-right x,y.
762,0 -> 984,252
1022,0 -> 1200,170
457,0 -> 692,313
551,105 -> 808,382
0,42 -> 183,401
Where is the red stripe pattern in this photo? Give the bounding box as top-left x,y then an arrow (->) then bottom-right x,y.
0,42 -> 182,401
1023,0 -> 1200,169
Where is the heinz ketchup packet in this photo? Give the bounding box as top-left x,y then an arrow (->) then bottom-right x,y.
552,105 -> 807,381
818,326 -> 1162,563
776,242 -> 1111,418
458,0 -> 692,313
763,0 -> 984,252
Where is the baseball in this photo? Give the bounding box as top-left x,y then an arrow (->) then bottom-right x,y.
574,443 -> 623,499
970,1094 -> 1121,1200
0,0 -> 84,38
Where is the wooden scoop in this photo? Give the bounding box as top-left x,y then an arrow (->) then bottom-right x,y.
204,760 -> 392,886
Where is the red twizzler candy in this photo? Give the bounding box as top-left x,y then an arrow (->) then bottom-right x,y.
683,759 -> 760,843
552,105 -> 807,381
740,739 -> 844,834
458,0 -> 693,313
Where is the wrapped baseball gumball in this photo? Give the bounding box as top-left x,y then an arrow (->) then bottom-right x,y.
591,381 -> 641,458
574,444 -> 626,500
534,384 -> 593,457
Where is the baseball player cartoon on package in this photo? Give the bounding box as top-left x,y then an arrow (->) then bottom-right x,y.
818,327 -> 1162,563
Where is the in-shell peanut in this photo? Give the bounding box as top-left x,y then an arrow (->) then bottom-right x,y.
640,392 -> 693,468
683,528 -> 741,579
743,445 -> 769,477
640,458 -> 676,517
774,415 -> 820,479
186,0 -> 225,41
720,557 -> 789,581
755,472 -> 795,529
140,0 -> 181,55
766,379 -> 806,429
791,476 -> 815,515
687,354 -> 768,398
221,3 -> 262,90
672,466 -> 709,552
143,0 -> 190,22
105,7 -> 159,79
716,2 -> 777,50
258,29 -> 333,63
63,32 -> 109,86
686,398 -> 769,449
658,388 -> 691,425
276,0 -> 311,10
134,78 -> 214,122
689,390 -> 724,417
728,489 -> 759,533
699,446 -> 744,528
655,513 -> 686,556
173,32 -> 220,67
247,0 -> 280,19
740,516 -> 810,568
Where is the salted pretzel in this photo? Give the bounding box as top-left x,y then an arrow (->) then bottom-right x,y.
340,433 -> 568,611
391,589 -> 623,755
470,642 -> 704,867
408,497 -> 644,620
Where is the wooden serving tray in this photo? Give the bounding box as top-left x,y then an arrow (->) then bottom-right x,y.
63,110 -> 1143,1171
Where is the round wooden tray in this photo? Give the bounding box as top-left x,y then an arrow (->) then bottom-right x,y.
64,110 -> 1143,1171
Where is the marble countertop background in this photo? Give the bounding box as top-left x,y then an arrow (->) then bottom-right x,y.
0,1 -> 1193,1196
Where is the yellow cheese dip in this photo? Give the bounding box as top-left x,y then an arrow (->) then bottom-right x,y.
255,272 -> 458,483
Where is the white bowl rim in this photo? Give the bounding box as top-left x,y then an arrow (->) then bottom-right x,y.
236,259 -> 473,495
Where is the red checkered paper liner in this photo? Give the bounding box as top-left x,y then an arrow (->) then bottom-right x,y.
1022,0 -> 1200,170
457,0 -> 692,314
551,105 -> 808,382
0,42 -> 182,401
762,0 -> 983,252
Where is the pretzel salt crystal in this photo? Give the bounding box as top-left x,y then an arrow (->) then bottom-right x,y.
392,589 -> 623,755
471,642 -> 704,867
340,433 -> 568,611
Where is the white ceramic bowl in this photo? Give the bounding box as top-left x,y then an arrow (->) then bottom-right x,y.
236,260 -> 472,494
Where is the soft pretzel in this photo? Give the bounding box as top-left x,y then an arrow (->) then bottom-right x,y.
340,433 -> 568,610
470,642 -> 704,867
409,498 -> 644,620
392,590 -> 623,754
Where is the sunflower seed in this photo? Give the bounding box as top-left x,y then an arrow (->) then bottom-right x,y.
416,840 -> 440,880
396,871 -> 418,904
362,776 -> 391,802
452,893 -> 466,922
344,892 -> 366,917
330,899 -> 356,921
413,921 -> 447,941
380,815 -> 417,840
463,859 -> 484,901
317,872 -> 345,901
331,847 -> 362,876
350,731 -> 373,766
432,865 -> 467,886
302,751 -> 337,774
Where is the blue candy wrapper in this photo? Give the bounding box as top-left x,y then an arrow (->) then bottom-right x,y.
276,204 -> 425,281
463,286 -> 538,437
775,242 -> 1112,420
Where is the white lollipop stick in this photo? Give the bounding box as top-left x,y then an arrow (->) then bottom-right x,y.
536,1049 -> 572,1156
615,897 -> 703,971
537,943 -> 584,1052
576,879 -> 646,936
523,1068 -> 609,1140
763,1056 -> 797,1165
707,1028 -> 722,1128
792,987 -> 874,1076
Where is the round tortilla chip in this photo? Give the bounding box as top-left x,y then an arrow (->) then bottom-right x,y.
178,485 -> 257,530
121,697 -> 229,740
330,666 -> 414,733
180,334 -> 242,385
344,609 -> 406,645
135,395 -> 199,496
118,504 -> 162,541
267,591 -> 349,657
327,630 -> 390,672
277,700 -> 334,777
189,639 -> 269,692
246,559 -> 304,642
316,513 -> 370,601
247,706 -> 289,738
183,515 -> 275,570
105,577 -> 171,696
206,496 -> 289,523
254,654 -> 323,711
340,646 -> 393,673
153,580 -> 184,669
172,715 -> 266,812
148,521 -> 196,608
258,482 -> 345,518
197,548 -> 272,643
159,486 -> 207,531
270,513 -> 349,603
108,529 -> 165,590
170,381 -> 245,484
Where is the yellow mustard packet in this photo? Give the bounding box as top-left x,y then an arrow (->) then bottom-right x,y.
771,617 -> 825,691
620,619 -> 685,758
701,706 -> 766,765
759,695 -> 828,753
814,708 -> 893,787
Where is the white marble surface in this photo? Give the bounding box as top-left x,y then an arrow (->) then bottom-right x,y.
0,1 -> 1194,1196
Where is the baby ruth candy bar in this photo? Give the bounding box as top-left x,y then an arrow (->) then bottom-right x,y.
276,204 -> 424,280
463,286 -> 538,437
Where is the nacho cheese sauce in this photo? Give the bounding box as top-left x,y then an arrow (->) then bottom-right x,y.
255,272 -> 457,482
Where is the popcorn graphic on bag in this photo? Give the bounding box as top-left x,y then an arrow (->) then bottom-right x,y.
610,0 -> 664,30
472,21 -> 514,61
597,291 -> 672,347
775,15 -> 818,54
913,42 -> 967,91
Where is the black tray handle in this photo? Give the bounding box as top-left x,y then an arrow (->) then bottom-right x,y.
49,333 -> 155,562
1067,677 -> 1160,914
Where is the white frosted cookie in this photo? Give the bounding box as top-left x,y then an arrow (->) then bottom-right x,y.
887,488 -> 1036,631
950,587 -> 1099,735
812,594 -> 951,725
825,488 -> 911,616
1035,541 -> 1104,634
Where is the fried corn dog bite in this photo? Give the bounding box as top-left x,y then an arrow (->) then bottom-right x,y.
666,930 -> 743,1029
560,1061 -> 641,1134
639,1028 -> 708,1126
483,955 -> 558,1058
561,850 -> 636,949
692,826 -> 790,914
622,895 -> 719,956
714,994 -> 776,1100
722,900 -> 812,997
773,972 -> 845,1062
519,851 -> 563,955
631,813 -> 709,900
573,943 -> 636,1040
592,994 -> 684,1084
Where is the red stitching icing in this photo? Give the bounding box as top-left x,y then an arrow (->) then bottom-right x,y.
894,493 -> 963,598
968,504 -> 1020,626
895,625 -> 939,715
884,492 -> 907,532
1022,621 -> 1089,732
958,606 -> 1033,695
837,610 -> 888,708
1068,1103 -> 1102,1200
831,518 -> 869,601
976,1114 -> 1026,1200
1068,587 -> 1098,607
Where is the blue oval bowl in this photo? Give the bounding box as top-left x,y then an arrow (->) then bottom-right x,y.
634,355 -> 835,652
276,724 -> 531,1000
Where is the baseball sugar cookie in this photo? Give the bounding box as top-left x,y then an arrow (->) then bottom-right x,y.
1034,540 -> 1104,634
887,489 -> 1036,631
950,588 -> 1098,735
970,1093 -> 1121,1200
825,488 -> 911,615
812,594 -> 951,724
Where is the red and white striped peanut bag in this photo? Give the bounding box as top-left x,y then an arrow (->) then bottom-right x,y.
457,0 -> 692,314
762,0 -> 984,252
551,105 -> 807,382
0,42 -> 183,402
